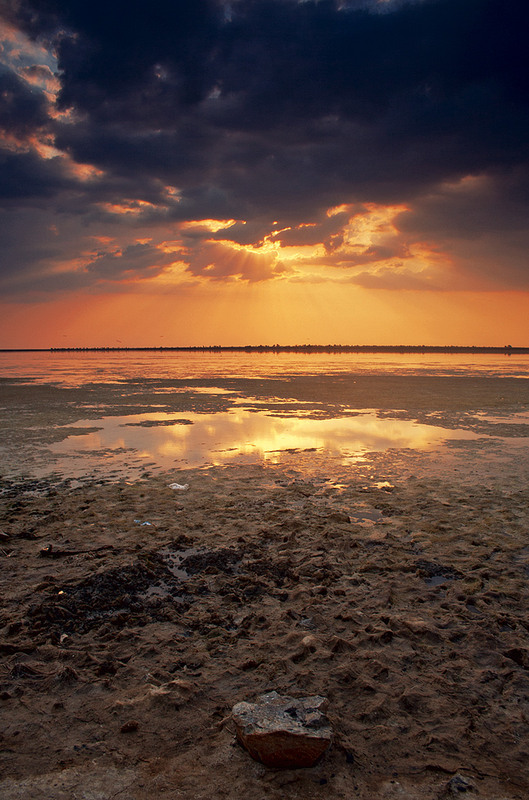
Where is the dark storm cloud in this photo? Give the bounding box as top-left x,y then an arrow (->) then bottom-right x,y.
0,148 -> 72,199
395,167 -> 529,289
1,0 -> 529,292
0,64 -> 50,137
0,205 -> 180,298
3,0 -> 224,119
86,243 -> 176,278
0,205 -> 94,297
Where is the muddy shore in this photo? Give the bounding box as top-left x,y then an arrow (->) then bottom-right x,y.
2,372 -> 529,798
1,457 -> 529,799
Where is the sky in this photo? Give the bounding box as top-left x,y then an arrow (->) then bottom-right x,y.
1,0 -> 529,348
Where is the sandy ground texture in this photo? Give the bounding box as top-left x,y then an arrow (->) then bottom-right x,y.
2,454 -> 529,800
2,371 -> 529,799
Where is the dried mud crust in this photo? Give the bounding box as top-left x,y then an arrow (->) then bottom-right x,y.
1,463 -> 529,799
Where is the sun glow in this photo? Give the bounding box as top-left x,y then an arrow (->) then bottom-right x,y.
342,203 -> 408,246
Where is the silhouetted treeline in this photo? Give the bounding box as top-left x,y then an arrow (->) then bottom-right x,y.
2,345 -> 529,354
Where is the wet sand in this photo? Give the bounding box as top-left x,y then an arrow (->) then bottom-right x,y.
2,375 -> 529,799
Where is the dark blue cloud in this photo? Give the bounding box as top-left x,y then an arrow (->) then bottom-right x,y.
1,0 -> 529,292
86,243 -> 176,278
0,64 -> 50,137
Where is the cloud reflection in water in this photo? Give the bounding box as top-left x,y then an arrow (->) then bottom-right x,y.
50,407 -> 477,478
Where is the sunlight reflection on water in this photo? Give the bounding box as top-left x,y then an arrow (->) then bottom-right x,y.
2,350 -> 529,484
49,407 -> 479,477
3,349 -> 529,384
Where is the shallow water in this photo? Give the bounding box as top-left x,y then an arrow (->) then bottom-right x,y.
3,348 -> 529,385
49,407 -> 480,477
1,350 -> 529,484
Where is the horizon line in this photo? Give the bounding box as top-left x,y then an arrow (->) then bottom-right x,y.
2,344 -> 529,354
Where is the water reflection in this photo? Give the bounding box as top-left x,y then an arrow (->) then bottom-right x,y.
50,407 -> 478,478
3,349 -> 529,386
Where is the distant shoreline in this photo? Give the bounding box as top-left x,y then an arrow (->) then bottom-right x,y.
1,345 -> 529,354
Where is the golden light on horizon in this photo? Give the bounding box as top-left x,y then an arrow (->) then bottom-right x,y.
2,279 -> 529,349
1,184 -> 527,349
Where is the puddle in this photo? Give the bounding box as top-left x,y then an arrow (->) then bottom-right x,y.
17,407 -> 481,483
136,546 -> 242,602
2,364 -> 529,487
425,574 -> 454,587
158,547 -> 202,580
349,505 -> 383,525
136,547 -> 203,603
415,560 -> 461,588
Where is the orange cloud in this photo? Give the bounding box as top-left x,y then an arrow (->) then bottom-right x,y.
19,64 -> 60,95
184,240 -> 282,283
179,219 -> 238,233
67,162 -> 105,181
97,199 -> 158,216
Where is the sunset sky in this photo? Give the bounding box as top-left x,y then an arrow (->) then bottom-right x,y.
1,0 -> 529,347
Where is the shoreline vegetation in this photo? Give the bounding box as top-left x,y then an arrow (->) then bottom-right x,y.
1,344 -> 529,354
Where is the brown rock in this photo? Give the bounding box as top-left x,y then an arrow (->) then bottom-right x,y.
232,691 -> 332,768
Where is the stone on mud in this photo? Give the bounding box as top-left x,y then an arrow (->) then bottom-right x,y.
232,691 -> 332,768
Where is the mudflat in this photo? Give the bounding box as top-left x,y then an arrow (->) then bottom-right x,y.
1,374 -> 529,799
